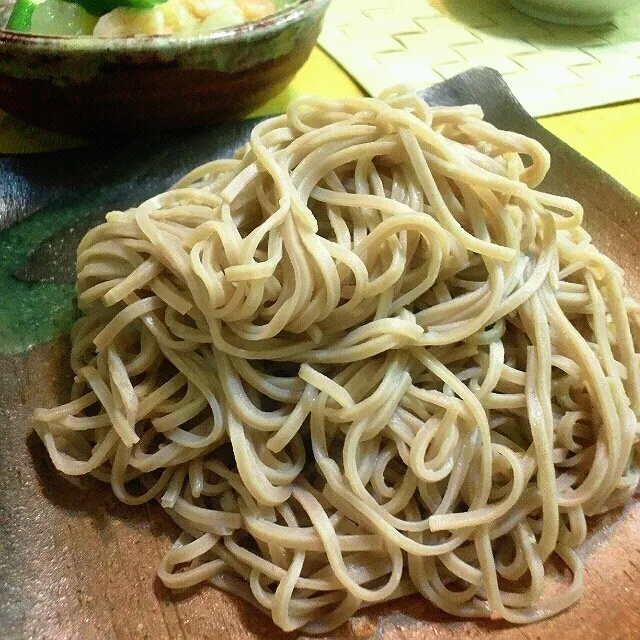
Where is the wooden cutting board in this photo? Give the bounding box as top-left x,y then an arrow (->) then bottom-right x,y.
1,68 -> 639,640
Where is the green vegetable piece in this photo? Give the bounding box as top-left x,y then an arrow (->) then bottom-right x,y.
70,0 -> 168,17
6,0 -> 43,31
6,0 -> 169,31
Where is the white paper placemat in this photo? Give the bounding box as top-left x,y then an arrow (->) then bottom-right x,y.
318,0 -> 640,116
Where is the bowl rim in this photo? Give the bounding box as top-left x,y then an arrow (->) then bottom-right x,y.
0,0 -> 330,51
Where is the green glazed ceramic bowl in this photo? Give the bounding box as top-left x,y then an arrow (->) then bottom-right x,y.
0,0 -> 330,135
510,0 -> 637,25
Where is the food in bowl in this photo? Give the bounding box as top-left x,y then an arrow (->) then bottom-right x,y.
5,0 -> 290,36
0,0 -> 329,134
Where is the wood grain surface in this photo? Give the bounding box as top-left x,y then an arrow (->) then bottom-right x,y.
0,69 -> 639,640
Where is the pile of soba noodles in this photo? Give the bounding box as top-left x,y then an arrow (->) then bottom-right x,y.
34,87 -> 640,633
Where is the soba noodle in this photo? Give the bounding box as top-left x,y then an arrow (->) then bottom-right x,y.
34,87 -> 640,633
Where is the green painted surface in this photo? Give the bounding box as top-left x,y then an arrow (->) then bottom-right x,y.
0,203 -> 79,355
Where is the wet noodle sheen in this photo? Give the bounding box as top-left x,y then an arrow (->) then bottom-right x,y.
35,88 -> 640,633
